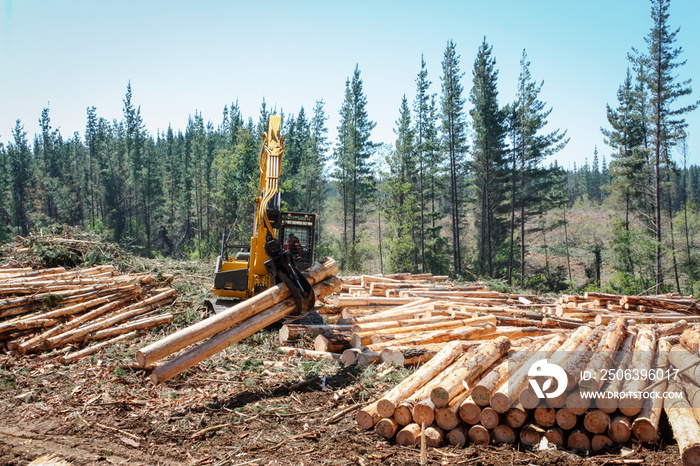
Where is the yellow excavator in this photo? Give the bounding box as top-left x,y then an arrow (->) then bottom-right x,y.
207,115 -> 316,315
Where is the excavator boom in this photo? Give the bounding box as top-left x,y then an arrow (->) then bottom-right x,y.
210,116 -> 315,315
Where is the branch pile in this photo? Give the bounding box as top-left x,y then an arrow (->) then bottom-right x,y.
0,264 -> 175,361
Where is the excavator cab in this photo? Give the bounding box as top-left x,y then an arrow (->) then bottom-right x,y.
207,116 -> 316,316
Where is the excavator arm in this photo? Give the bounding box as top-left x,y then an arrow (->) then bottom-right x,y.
211,115 -> 315,315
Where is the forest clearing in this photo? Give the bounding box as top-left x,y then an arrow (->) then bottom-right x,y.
0,231 -> 698,466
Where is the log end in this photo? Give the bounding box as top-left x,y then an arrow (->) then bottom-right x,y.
631,419 -> 657,443
682,445 -> 700,466
545,427 -> 565,447
470,386 -> 491,407
396,423 -> 421,446
459,401 -> 481,425
340,349 -> 359,367
135,350 -> 147,368
394,405 -> 413,426
480,407 -> 501,430
435,408 -> 459,431
356,408 -> 380,430
492,424 -> 516,444
618,398 -> 644,417
518,387 -> 541,410
489,392 -> 511,414
430,388 -> 450,408
377,399 -> 397,419
375,418 -> 399,439
468,425 -> 490,445
412,403 -> 435,427
447,426 -> 468,447
519,424 -> 545,446
583,410 -> 610,435
567,430 -> 591,451
591,434 -> 612,452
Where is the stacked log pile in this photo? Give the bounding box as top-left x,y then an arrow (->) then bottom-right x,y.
0,264 -> 176,361
281,274 -> 700,463
136,258 -> 341,384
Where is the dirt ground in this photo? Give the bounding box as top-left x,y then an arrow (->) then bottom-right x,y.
0,259 -> 684,466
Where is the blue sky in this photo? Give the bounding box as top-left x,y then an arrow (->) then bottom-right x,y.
1,0 -> 699,168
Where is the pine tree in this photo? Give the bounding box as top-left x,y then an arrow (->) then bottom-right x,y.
635,0 -> 699,288
511,50 -> 568,285
332,65 -> 377,271
413,55 -> 434,272
385,95 -> 417,273
469,38 -> 508,277
440,40 -> 468,275
8,121 -> 33,235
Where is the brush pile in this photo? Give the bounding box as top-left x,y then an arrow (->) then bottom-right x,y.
0,264 -> 176,361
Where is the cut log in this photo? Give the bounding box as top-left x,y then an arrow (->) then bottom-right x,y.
351,314 -> 498,346
366,323 -> 498,353
340,348 -> 362,367
665,379 -> 700,465
416,424 -> 445,448
379,343 -> 445,366
492,424 -> 516,444
435,391 -> 470,431
430,336 -> 510,408
468,425 -> 490,445
356,401 -> 381,430
505,403 -> 529,429
458,395 -> 481,425
489,334 -> 567,413
669,344 -> 700,387
480,406 -> 501,429
545,427 -> 565,447
597,331 -> 638,413
579,317 -> 630,397
618,326 -> 656,416
446,426 -> 468,447
591,434 -> 612,452
608,415 -> 632,443
375,340 -> 469,418
375,417 -> 399,439
62,331 -> 138,362
583,410 -> 610,435
394,359 -> 461,426
87,313 -> 173,341
655,319 -> 689,337
277,347 -> 341,361
560,325 -> 606,392
412,397 -> 436,427
519,326 -> 593,409
137,259 -> 337,367
519,423 -> 545,446
555,408 -> 577,430
150,276 -> 341,384
631,339 -> 672,441
314,334 -> 351,353
567,429 -> 591,451
682,327 -> 700,353
396,423 -> 421,446
533,406 -> 556,427
278,324 -> 352,343
470,338 -> 548,407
